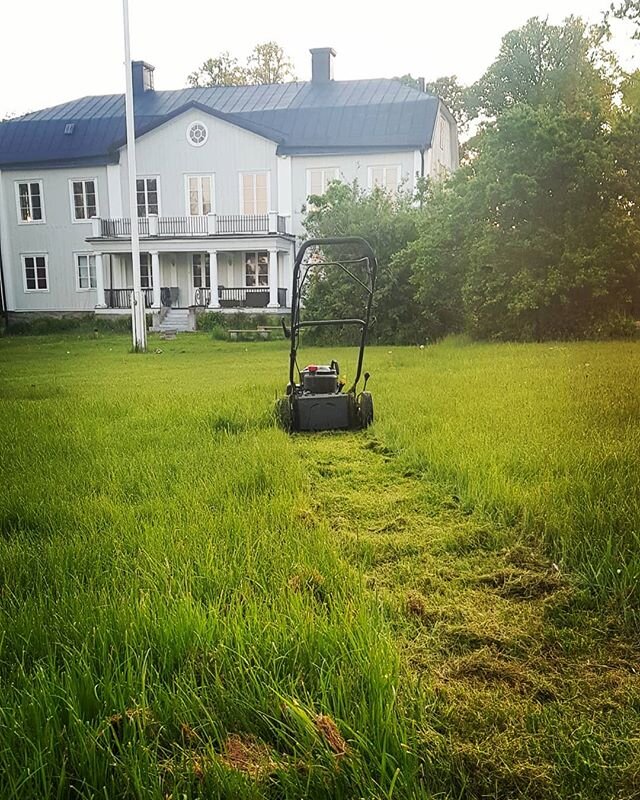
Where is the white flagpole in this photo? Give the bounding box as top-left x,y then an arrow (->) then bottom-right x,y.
122,0 -> 146,352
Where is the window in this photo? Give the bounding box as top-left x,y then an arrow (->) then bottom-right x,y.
187,121 -> 208,147
307,167 -> 340,197
192,253 -> 210,288
140,253 -> 152,288
241,172 -> 268,215
439,118 -> 447,152
22,254 -> 48,291
368,165 -> 401,194
244,251 -> 269,287
70,179 -> 98,221
15,181 -> 44,223
186,176 -> 213,216
136,177 -> 159,217
75,253 -> 97,290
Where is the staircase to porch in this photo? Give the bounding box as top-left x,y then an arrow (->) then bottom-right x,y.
157,307 -> 192,333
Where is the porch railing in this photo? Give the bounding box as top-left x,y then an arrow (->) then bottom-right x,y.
105,287 -> 154,309
194,287 -> 287,308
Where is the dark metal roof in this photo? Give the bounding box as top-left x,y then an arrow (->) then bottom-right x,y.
0,79 -> 440,168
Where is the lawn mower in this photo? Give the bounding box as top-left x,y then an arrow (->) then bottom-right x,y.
275,237 -> 377,432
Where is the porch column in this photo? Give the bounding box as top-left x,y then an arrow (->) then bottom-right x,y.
150,250 -> 161,309
208,250 -> 220,308
268,248 -> 279,307
94,252 -> 106,308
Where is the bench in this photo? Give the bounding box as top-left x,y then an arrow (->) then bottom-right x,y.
228,325 -> 284,341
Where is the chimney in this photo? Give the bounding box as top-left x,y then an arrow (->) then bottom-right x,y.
132,61 -> 155,96
310,48 -> 336,83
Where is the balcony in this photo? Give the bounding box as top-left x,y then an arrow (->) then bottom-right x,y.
91,213 -> 290,240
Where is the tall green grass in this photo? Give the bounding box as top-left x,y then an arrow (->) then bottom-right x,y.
0,336 -> 422,798
0,332 -> 638,797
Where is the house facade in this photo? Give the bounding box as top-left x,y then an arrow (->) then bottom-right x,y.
0,48 -> 459,320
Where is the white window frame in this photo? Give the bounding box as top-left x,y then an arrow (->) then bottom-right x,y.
306,167 -> 340,197
192,253 -> 211,288
69,178 -> 99,223
238,171 -> 270,215
15,180 -> 46,224
74,252 -> 97,291
21,253 -> 49,292
186,120 -> 209,147
367,165 -> 402,193
139,253 -> 153,289
136,176 -> 161,217
244,250 -> 269,288
184,174 -> 215,216
439,118 -> 447,152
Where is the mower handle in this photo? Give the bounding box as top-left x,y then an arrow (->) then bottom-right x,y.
288,237 -> 378,393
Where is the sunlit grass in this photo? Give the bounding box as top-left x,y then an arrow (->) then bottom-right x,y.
0,332 -> 638,798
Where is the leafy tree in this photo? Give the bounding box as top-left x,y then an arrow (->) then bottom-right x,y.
187,42 -> 295,87
187,53 -> 248,87
469,17 -> 617,118
302,182 -> 423,344
611,0 -> 640,36
620,69 -> 640,109
246,42 -> 296,84
408,105 -> 640,340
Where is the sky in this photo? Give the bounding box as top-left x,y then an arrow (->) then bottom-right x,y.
1,0 -> 638,118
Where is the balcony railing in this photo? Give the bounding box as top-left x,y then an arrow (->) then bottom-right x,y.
105,287 -> 154,309
194,287 -> 288,308
94,213 -> 290,239
101,218 -> 150,237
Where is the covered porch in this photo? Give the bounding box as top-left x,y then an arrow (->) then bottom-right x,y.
90,240 -> 293,312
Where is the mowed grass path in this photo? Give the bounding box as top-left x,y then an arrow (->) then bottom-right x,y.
0,333 -> 638,798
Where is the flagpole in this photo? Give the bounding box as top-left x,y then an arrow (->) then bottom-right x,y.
122,0 -> 147,352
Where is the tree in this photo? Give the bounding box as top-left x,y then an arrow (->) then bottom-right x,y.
187,42 -> 295,88
246,42 -> 296,84
407,105 -> 640,340
469,17 -> 617,118
302,181 -> 423,344
611,1 -> 640,37
187,53 -> 248,88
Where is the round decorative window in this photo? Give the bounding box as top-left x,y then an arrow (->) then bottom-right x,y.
187,121 -> 208,147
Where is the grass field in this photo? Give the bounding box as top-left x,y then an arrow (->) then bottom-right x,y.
0,332 -> 638,799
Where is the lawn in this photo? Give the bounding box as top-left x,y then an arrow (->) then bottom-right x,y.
0,332 -> 638,799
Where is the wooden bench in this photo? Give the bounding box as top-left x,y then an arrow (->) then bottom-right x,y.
228,325 -> 284,341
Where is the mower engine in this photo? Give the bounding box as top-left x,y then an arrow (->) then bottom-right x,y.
295,363 -> 352,431
302,364 -> 339,394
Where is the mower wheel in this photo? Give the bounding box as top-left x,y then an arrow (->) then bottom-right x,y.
275,396 -> 294,432
359,392 -> 374,428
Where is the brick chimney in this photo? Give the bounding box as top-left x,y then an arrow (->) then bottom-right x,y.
310,48 -> 336,83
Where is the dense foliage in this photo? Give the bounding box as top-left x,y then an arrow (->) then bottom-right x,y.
302,182 -> 422,343
303,15 -> 640,342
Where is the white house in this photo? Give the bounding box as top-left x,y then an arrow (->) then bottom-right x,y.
0,48 -> 459,325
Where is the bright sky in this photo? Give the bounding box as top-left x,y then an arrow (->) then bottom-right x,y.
1,0 -> 637,118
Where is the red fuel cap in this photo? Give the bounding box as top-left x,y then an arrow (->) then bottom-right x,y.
306,364 -> 318,372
